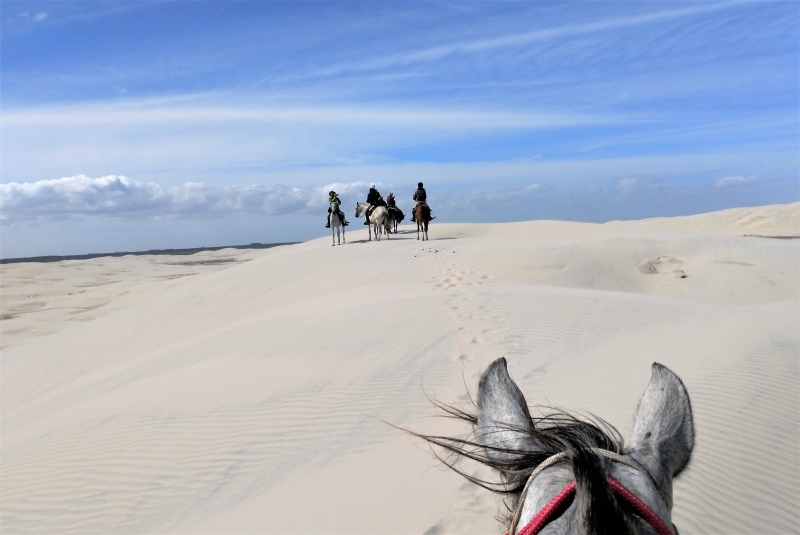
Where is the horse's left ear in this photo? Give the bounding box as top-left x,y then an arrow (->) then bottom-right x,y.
628,363 -> 694,504
477,358 -> 537,467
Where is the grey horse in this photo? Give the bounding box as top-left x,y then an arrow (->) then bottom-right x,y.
419,358 -> 694,535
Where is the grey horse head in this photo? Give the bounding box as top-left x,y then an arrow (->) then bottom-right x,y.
421,358 -> 694,535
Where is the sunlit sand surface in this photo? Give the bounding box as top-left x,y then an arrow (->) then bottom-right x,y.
1,203 -> 798,534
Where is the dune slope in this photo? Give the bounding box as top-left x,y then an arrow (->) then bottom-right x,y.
1,203 -> 798,534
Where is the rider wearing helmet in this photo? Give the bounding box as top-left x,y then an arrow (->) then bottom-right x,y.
326,190 -> 348,228
410,182 -> 427,223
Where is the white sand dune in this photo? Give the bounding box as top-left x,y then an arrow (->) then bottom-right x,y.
1,203 -> 798,534
0,248 -> 269,350
608,201 -> 800,237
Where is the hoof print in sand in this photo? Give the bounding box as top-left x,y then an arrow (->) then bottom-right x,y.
639,256 -> 687,278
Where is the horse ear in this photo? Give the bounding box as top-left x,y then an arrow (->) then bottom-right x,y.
628,363 -> 694,503
477,358 -> 537,465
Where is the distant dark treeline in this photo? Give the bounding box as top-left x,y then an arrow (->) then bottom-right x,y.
0,242 -> 297,265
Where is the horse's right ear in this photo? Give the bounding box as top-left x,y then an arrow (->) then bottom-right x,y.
477,358 -> 537,465
628,363 -> 694,505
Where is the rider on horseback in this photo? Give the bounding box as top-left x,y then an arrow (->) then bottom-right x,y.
364,185 -> 382,225
410,182 -> 430,223
385,192 -> 404,231
325,190 -> 349,228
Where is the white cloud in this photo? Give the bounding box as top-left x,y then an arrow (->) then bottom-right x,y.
435,183 -> 541,212
0,174 -> 445,225
616,175 -> 659,195
0,175 -> 380,223
0,96 -> 626,187
715,174 -> 758,188
2,98 -> 612,129
16,11 -> 48,21
314,2 -> 739,76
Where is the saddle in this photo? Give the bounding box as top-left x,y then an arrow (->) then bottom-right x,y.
414,202 -> 433,221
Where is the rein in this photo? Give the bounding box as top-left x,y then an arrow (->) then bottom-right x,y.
504,449 -> 675,535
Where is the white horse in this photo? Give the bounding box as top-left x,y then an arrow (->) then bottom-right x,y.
355,202 -> 391,241
417,358 -> 694,535
330,210 -> 346,246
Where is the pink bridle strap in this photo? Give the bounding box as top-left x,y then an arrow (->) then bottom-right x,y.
514,482 -> 576,535
507,477 -> 674,535
606,478 -> 675,535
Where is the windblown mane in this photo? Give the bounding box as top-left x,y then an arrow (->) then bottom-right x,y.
412,399 -> 638,534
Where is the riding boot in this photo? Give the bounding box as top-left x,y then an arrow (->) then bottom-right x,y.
325,214 -> 330,228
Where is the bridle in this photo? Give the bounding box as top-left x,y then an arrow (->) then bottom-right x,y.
504,449 -> 676,535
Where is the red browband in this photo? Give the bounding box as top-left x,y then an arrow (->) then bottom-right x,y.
506,477 -> 674,535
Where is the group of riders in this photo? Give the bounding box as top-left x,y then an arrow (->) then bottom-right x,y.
325,182 -> 432,229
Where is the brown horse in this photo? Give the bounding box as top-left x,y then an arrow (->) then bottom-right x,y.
413,203 -> 431,240
386,206 -> 404,233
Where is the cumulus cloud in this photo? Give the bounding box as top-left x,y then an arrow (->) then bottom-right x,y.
714,174 -> 758,188
0,175 -> 379,223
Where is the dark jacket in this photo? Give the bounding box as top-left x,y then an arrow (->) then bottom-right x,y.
366,188 -> 380,204
386,194 -> 396,207
413,187 -> 427,202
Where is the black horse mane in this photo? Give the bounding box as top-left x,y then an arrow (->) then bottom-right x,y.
410,398 -> 638,535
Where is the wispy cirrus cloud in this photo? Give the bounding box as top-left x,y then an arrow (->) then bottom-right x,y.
715,174 -> 759,188
616,175 -> 661,196
15,11 -> 48,22
312,2 -> 741,77
1,97 -> 614,129
0,96 -> 626,186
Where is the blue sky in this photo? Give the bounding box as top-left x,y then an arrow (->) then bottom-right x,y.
1,1 -> 798,257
